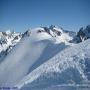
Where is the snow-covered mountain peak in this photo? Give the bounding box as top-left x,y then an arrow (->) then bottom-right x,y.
0,30 -> 22,63
25,25 -> 75,44
0,25 -> 90,90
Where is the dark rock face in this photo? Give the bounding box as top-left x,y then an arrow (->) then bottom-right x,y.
43,25 -> 62,37
43,27 -> 51,35
52,29 -> 61,36
77,25 -> 90,42
86,25 -> 90,33
77,27 -> 86,42
22,30 -> 31,37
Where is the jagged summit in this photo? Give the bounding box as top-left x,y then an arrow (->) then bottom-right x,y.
26,25 -> 75,44
77,25 -> 90,42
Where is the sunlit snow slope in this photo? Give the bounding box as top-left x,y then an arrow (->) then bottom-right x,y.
0,25 -> 90,90
18,39 -> 90,90
0,26 -> 74,87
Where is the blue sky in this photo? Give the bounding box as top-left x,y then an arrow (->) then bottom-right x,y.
0,0 -> 90,32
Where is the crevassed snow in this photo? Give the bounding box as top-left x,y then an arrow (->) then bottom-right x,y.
17,39 -> 90,90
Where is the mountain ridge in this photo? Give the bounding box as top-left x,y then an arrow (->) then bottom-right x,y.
0,25 -> 90,90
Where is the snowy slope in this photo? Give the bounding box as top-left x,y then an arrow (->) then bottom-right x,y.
17,39 -> 90,90
0,25 -> 90,90
0,26 -> 74,87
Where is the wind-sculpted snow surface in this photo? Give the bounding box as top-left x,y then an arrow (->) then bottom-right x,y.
17,39 -> 90,90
